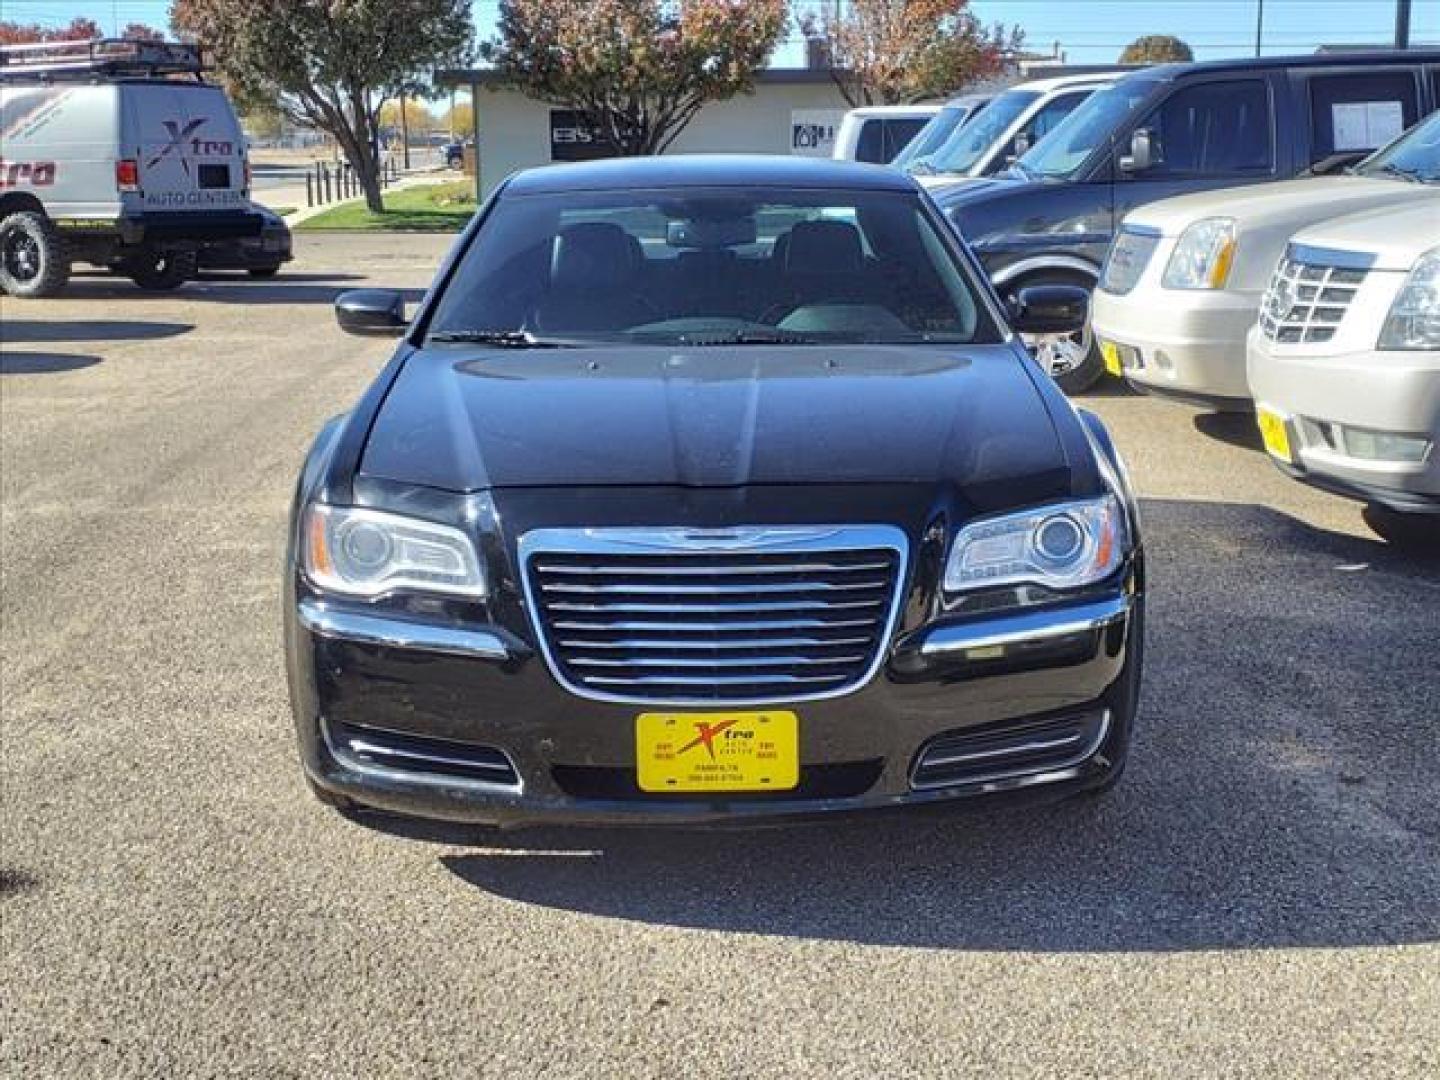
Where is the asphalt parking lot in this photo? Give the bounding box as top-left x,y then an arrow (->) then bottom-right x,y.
2,233 -> 1437,1078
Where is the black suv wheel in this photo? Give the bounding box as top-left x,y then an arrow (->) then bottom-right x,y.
0,211 -> 71,298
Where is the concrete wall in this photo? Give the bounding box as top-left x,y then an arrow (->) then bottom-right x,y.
472,81 -> 852,198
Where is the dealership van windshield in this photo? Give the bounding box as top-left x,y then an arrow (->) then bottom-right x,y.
1019,79 -> 1163,179
427,188 -> 998,346
920,90 -> 1039,174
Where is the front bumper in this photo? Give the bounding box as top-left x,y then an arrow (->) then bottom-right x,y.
1092,286 -> 1259,408
1247,329 -> 1440,511
288,585 -> 1143,827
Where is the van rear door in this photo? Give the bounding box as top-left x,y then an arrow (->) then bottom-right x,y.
124,83 -> 247,214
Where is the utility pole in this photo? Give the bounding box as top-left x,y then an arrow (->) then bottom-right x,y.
1395,0 -> 1412,49
1254,0 -> 1264,57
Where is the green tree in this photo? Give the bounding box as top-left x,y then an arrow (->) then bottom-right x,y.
171,0 -> 472,211
483,0 -> 788,156
801,0 -> 1021,107
1119,35 -> 1194,64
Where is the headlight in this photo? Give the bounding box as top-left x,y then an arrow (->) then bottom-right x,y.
944,496 -> 1125,594
1162,218 -> 1237,290
1378,247 -> 1440,350
303,505 -> 486,599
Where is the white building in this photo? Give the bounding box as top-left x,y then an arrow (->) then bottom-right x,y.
438,68 -> 856,198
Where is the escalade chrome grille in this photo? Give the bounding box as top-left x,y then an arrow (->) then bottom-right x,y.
521,526 -> 908,704
1259,251 -> 1369,345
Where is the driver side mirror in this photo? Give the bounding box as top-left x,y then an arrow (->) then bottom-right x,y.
1119,128 -> 1153,173
1008,285 -> 1089,336
335,289 -> 407,336
1006,131 -> 1032,164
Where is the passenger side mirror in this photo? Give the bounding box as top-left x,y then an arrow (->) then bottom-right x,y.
1007,131 -> 1032,164
335,289 -> 407,336
1008,285 -> 1089,336
1119,128 -> 1153,173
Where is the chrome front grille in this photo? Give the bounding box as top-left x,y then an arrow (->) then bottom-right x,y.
520,526 -> 908,704
1259,250 -> 1370,344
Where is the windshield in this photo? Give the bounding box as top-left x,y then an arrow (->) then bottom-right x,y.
893,104 -> 976,170
1355,110 -> 1440,183
1019,78 -> 1162,180
427,187 -> 1000,347
923,90 -> 1038,174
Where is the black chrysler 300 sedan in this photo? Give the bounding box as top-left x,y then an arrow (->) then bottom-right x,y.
285,155 -> 1145,826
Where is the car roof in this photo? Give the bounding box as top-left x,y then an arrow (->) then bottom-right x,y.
1125,49 -> 1440,83
942,92 -> 996,107
844,104 -> 944,118
503,154 -> 920,195
1008,72 -> 1125,93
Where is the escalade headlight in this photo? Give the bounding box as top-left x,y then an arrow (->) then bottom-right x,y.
1378,247 -> 1440,350
1162,218 -> 1237,290
303,505 -> 486,599
944,496 -> 1126,594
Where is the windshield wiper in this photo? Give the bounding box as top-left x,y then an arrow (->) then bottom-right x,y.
428,329 -> 582,347
1377,163 -> 1428,184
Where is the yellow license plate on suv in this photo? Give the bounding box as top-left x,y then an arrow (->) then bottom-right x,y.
1256,406 -> 1293,463
636,711 -> 799,793
1101,340 -> 1124,377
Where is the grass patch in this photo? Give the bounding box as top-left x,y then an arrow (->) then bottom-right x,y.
296,182 -> 477,232
270,206 -> 297,217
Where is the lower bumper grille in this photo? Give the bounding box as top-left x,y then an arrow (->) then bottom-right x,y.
522,526 -> 907,704
328,721 -> 519,788
551,760 -> 884,802
910,710 -> 1109,790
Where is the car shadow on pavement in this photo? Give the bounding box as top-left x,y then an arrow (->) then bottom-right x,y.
411,498 -> 1440,953
0,352 -> 103,375
52,279 -> 418,308
1192,410 -> 1265,452
2,320 -> 192,344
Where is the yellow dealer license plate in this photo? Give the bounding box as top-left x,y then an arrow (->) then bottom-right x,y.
1257,406 -> 1293,463
1101,339 -> 1124,377
636,711 -> 799,793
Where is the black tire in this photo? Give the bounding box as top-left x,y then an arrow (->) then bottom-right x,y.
125,248 -> 198,291
1011,272 -> 1105,395
0,210 -> 71,298
247,264 -> 281,279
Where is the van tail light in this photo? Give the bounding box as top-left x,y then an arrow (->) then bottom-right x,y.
116,159 -> 140,192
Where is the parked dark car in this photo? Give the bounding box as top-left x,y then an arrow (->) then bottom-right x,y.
285,155 -> 1144,827
198,204 -> 292,278
935,51 -> 1440,392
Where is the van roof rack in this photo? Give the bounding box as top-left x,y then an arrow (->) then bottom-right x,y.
0,38 -> 205,83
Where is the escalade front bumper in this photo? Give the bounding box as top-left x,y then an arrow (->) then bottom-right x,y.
287,583 -> 1143,828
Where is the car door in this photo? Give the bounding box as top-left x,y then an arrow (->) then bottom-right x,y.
1112,74 -> 1280,223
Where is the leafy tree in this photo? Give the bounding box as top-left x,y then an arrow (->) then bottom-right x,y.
0,17 -> 108,45
1119,35 -> 1194,64
441,99 -> 474,139
171,0 -> 472,211
483,0 -> 788,156
122,23 -> 166,41
801,0 -> 1020,107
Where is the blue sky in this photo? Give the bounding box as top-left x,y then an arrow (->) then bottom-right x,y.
6,0 -> 1436,65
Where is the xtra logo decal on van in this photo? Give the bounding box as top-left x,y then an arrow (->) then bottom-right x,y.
0,160 -> 57,188
147,118 -> 235,174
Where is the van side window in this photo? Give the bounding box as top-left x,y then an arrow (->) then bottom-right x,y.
1308,71 -> 1420,162
854,120 -> 885,164
1136,79 -> 1273,177
883,118 -> 928,162
1005,90 -> 1092,163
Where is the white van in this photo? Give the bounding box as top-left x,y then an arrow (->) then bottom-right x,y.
910,73 -> 1120,186
831,105 -> 942,165
0,38 -> 259,297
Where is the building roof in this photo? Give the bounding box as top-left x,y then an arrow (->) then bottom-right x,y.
501,154 -> 918,196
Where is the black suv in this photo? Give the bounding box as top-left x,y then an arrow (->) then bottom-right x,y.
935,51 -> 1440,391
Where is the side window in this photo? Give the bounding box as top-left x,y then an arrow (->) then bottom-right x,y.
1137,79 -> 1273,177
854,120 -> 885,163
1018,91 -> 1091,150
882,118 -> 928,161
1308,71 -> 1420,161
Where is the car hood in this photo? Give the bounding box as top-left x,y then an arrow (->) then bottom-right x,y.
1126,175 -> 1431,236
928,173 -> 1031,208
1290,199 -> 1440,271
359,344 -> 1069,493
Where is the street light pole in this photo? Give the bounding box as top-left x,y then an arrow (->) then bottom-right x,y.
1255,0 -> 1264,57
1395,0 -> 1412,49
